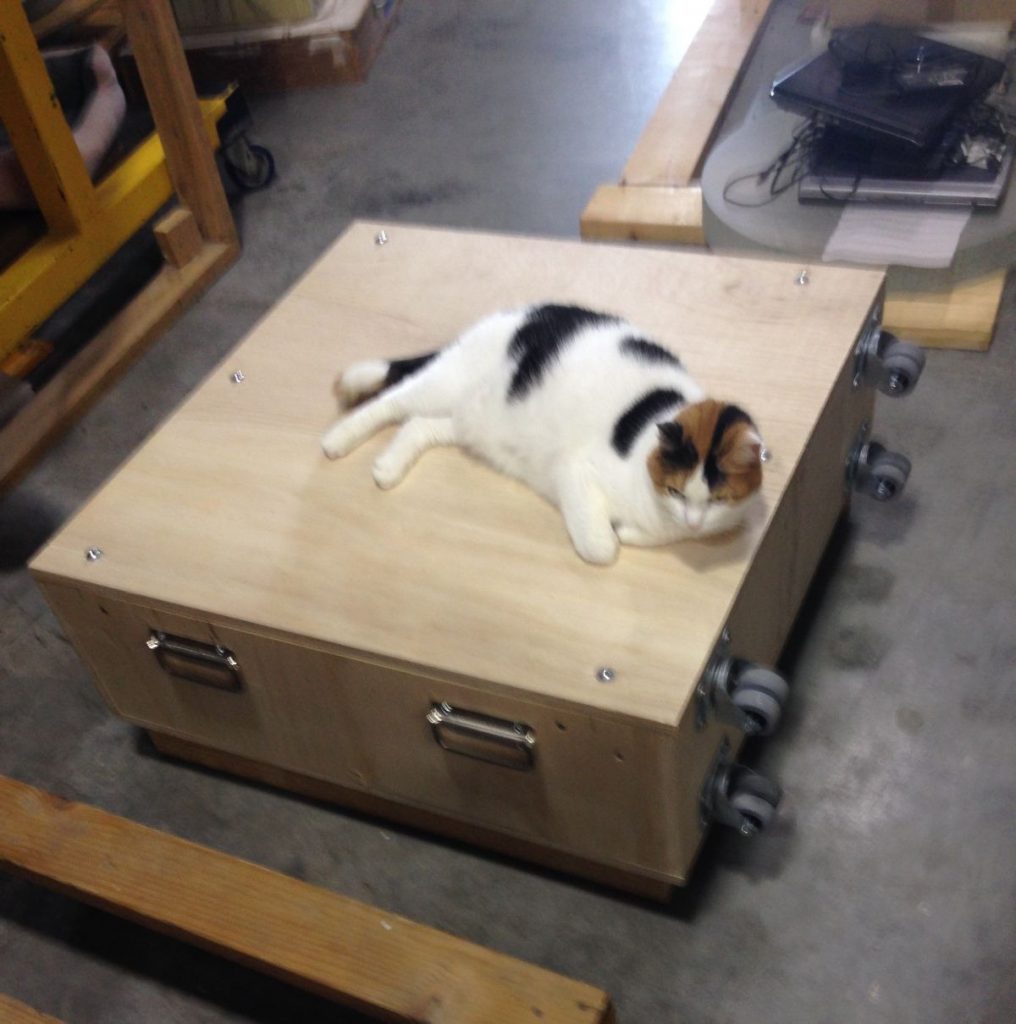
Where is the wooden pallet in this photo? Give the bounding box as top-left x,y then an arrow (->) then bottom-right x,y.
0,775 -> 615,1024
580,0 -> 1011,351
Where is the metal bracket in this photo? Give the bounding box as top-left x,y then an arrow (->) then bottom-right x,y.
695,629 -> 732,731
845,420 -> 871,494
852,304 -> 884,389
699,739 -> 782,835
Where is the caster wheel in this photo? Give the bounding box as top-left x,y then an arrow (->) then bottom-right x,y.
731,666 -> 789,736
869,450 -> 911,501
730,789 -> 778,834
879,338 -> 926,397
224,139 -> 276,191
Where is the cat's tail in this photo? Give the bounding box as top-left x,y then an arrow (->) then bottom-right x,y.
334,352 -> 438,407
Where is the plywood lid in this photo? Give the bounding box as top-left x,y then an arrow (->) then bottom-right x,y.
32,223 -> 884,726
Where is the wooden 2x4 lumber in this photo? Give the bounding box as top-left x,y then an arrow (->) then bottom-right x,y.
0,993 -> 66,1024
580,184 -> 705,245
0,2 -> 98,233
0,95 -> 228,363
883,268 -> 1008,351
622,0 -> 775,188
121,0 -> 237,248
0,776 -> 615,1024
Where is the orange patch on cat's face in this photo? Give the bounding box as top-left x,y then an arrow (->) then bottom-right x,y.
648,399 -> 763,502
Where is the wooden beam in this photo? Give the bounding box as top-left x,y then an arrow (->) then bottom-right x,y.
622,0 -> 775,188
154,207 -> 203,269
0,241 -> 236,492
0,994 -> 65,1024
120,0 -> 237,247
580,184 -> 704,245
883,268 -> 1008,351
0,776 -> 615,1024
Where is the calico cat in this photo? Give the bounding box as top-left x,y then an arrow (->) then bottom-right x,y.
321,304 -> 764,565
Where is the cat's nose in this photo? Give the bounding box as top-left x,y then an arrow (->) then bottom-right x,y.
685,509 -> 704,530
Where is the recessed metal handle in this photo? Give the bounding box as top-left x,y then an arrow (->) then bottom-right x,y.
146,631 -> 243,692
426,702 -> 536,770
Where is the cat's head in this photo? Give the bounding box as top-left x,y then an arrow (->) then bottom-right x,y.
648,400 -> 764,532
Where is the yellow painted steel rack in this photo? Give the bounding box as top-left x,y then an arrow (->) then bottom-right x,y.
0,0 -> 240,489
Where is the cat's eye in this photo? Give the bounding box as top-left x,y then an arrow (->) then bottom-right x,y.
667,487 -> 684,499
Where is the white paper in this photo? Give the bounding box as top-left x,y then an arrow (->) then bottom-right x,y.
823,203 -> 971,269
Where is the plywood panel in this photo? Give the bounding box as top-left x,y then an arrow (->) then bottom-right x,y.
31,223 -> 884,727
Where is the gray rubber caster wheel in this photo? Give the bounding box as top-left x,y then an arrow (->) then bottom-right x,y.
879,338 -> 926,397
731,666 -> 789,736
869,450 -> 911,501
730,788 -> 778,834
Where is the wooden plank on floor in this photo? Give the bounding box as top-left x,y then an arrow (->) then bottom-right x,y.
622,0 -> 775,188
883,268 -> 1008,351
0,239 -> 236,493
0,776 -> 616,1024
0,993 -> 65,1024
580,184 -> 704,245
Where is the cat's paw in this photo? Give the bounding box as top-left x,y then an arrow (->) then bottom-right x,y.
321,421 -> 356,460
371,453 -> 405,490
574,531 -> 620,566
616,523 -> 653,547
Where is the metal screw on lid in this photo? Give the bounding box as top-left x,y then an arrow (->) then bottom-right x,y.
230,370 -> 246,384
375,230 -> 389,246
85,547 -> 103,562
795,269 -> 810,286
596,667 -> 616,683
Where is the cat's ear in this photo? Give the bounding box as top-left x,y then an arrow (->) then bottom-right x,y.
722,426 -> 763,469
657,421 -> 685,449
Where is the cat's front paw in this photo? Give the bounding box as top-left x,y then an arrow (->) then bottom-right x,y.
371,453 -> 405,490
574,531 -> 620,566
321,421 -> 356,460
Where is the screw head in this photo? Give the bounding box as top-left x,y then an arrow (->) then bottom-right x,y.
85,547 -> 103,562
230,370 -> 246,384
876,480 -> 895,500
886,371 -> 906,394
760,446 -> 771,463
375,230 -> 389,246
795,269 -> 810,286
740,820 -> 759,836
596,667 -> 616,683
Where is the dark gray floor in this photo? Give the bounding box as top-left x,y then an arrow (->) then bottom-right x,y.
2,2 -> 1015,1022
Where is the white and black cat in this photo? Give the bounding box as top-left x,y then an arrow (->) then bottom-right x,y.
322,304 -> 764,564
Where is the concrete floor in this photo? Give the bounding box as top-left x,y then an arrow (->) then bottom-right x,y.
2,1 -> 1015,1021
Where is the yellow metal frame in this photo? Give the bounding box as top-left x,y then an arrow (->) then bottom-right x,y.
0,2 -> 229,362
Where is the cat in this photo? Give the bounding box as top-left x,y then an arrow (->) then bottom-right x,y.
321,304 -> 764,565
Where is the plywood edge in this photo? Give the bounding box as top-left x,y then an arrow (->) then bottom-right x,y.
621,0 -> 776,188
883,268 -> 1007,351
0,994 -> 65,1024
0,774 -> 615,1024
580,184 -> 705,245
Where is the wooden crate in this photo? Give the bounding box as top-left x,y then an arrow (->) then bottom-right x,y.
122,0 -> 402,92
30,222 -> 886,895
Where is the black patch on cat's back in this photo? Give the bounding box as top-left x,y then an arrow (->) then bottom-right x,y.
704,404 -> 752,487
384,352 -> 438,388
619,336 -> 681,366
613,388 -> 684,456
507,304 -> 616,400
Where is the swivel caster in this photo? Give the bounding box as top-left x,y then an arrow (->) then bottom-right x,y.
223,134 -> 276,192
847,431 -> 912,502
697,645 -> 790,737
878,333 -> 926,397
853,319 -> 926,397
700,742 -> 782,835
